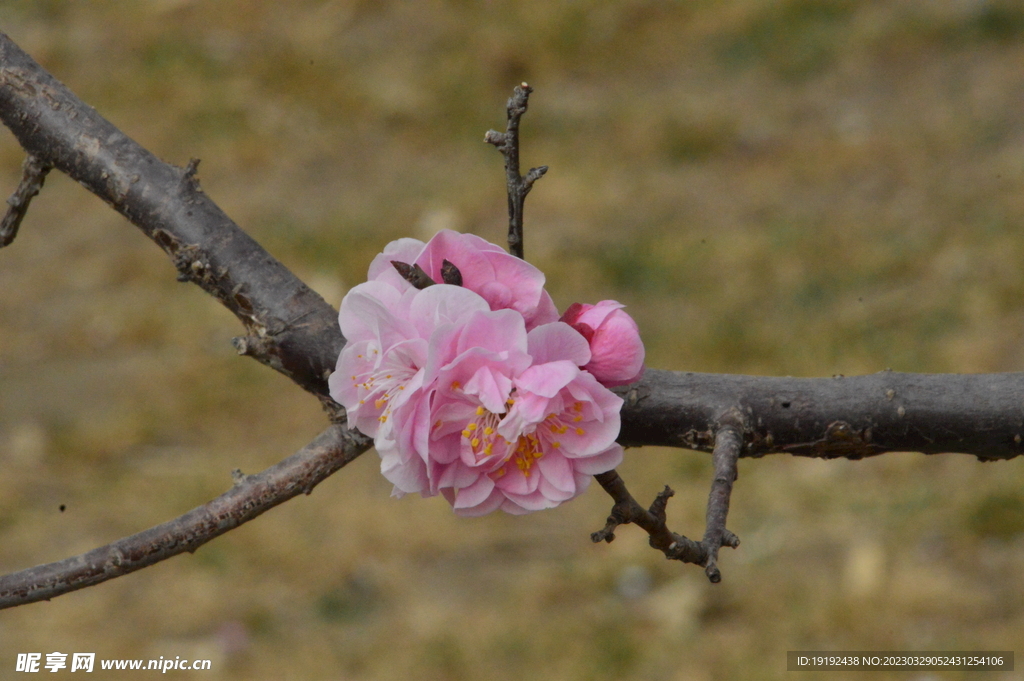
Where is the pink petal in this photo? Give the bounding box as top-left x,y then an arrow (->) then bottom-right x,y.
537,453 -> 575,494
575,300 -> 625,328
570,444 -> 624,475
409,284 -> 490,339
338,281 -> 413,349
452,488 -> 506,516
538,475 -> 576,503
515,360 -> 579,398
464,365 -> 513,415
494,461 -> 540,495
586,308 -> 646,387
498,498 -> 531,515
416,230 -> 496,287
368,237 -> 426,280
455,309 -> 528,358
452,475 -> 497,510
435,460 -> 480,490
501,489 -> 556,512
379,439 -> 428,494
529,290 -> 560,329
527,322 -> 592,366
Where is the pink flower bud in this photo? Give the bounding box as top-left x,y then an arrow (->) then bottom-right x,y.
560,301 -> 645,387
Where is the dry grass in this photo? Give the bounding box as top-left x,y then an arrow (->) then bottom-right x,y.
2,1 -> 1023,679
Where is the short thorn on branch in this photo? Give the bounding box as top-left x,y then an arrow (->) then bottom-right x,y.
485,82 -> 549,260
1,155 -> 52,248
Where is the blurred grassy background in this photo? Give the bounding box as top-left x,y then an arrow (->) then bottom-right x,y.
1,0 -> 1023,679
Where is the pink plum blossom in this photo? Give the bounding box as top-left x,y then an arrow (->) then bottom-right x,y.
329,231 -> 641,516
366,229 -> 559,330
328,282 -> 492,495
427,319 -> 624,516
560,300 -> 645,387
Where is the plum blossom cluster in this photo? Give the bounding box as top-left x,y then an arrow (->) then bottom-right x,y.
328,230 -> 644,515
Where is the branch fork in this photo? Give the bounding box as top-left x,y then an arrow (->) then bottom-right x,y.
485,82 -> 549,259
591,424 -> 742,583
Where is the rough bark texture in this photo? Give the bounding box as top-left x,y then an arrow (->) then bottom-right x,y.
617,369 -> 1024,460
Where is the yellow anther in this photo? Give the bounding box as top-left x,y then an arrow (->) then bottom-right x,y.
378,415 -> 387,423
476,405 -> 485,416
467,423 -> 478,431
462,429 -> 472,438
575,427 -> 585,435
552,441 -> 560,448
483,444 -> 493,455
573,415 -> 583,422
484,427 -> 493,435
471,438 -> 480,448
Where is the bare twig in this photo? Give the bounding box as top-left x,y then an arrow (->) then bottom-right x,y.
484,82 -> 548,259
1,154 -> 51,247
702,426 -> 742,582
591,469 -> 737,568
0,425 -> 372,610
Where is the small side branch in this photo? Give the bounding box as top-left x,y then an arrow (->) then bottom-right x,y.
702,426 -> 742,582
0,425 -> 372,610
1,154 -> 51,247
591,469 -> 736,569
484,82 -> 548,259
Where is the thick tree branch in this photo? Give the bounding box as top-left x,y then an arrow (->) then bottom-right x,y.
0,425 -> 372,610
484,82 -> 548,259
0,32 -> 340,401
616,369 -> 1024,460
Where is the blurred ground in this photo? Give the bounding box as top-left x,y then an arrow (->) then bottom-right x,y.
1,1 -> 1023,679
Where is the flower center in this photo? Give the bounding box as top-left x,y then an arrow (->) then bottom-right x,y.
351,349 -> 416,425
489,402 -> 589,479
461,405 -> 508,460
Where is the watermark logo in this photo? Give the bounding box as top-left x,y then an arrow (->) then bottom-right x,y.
15,652 -> 209,673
